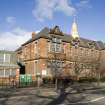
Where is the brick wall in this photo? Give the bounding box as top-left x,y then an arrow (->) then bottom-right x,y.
16,37 -> 105,80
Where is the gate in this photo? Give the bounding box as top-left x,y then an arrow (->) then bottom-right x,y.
19,74 -> 34,87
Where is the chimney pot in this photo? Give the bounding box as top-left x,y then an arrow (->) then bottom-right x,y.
32,32 -> 35,39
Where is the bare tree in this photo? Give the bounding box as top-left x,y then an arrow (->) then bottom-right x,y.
48,52 -> 66,90
71,47 -> 85,80
73,62 -> 84,80
95,54 -> 105,86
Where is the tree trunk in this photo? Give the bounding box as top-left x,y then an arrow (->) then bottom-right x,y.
55,78 -> 58,90
76,76 -> 79,81
97,73 -> 100,87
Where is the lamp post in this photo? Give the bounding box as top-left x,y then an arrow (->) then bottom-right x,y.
36,72 -> 41,88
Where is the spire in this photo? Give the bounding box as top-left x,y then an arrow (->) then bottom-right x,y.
71,16 -> 79,39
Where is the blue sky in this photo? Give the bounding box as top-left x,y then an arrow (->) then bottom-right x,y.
0,0 -> 105,50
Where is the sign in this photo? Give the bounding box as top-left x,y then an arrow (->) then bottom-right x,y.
42,70 -> 47,76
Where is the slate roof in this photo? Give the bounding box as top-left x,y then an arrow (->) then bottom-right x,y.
15,46 -> 22,52
20,26 -> 105,51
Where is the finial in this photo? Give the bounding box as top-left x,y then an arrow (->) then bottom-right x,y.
73,15 -> 76,22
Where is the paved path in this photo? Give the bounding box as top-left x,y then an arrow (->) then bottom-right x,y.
0,86 -> 105,105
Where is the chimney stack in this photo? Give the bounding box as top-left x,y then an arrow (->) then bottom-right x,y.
32,32 -> 35,39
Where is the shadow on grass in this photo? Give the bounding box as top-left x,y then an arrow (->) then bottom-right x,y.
90,89 -> 105,95
0,88 -> 19,105
36,87 -> 86,105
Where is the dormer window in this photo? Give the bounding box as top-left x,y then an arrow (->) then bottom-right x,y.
88,41 -> 95,49
71,38 -> 80,48
52,38 -> 61,43
49,26 -> 63,35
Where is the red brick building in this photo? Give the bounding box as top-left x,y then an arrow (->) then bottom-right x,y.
16,21 -> 105,81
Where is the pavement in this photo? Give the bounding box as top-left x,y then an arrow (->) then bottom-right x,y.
0,83 -> 105,105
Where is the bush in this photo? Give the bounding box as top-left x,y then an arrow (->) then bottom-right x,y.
78,77 -> 97,83
42,77 -> 53,84
100,77 -> 105,82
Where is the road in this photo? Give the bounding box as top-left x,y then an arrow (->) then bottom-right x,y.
0,86 -> 105,105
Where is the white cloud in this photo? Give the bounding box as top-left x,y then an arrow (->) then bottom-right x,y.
76,0 -> 91,9
0,16 -> 40,51
0,27 -> 31,51
32,0 -> 76,21
6,16 -> 16,25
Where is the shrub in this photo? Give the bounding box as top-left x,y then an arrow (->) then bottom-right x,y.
78,77 -> 97,83
42,77 -> 53,84
100,77 -> 105,82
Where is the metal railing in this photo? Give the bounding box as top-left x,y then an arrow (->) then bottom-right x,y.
0,77 -> 37,88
